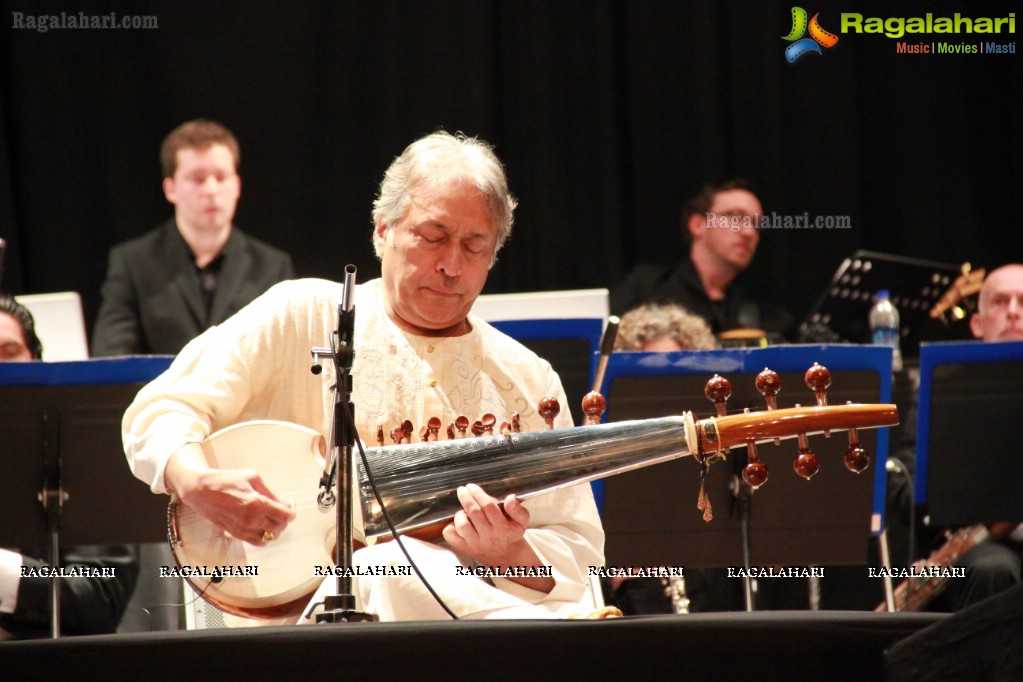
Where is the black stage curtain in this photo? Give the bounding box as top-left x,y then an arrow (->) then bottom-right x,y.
1,0 -> 1020,339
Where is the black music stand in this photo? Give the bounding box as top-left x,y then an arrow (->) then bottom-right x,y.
0,358 -> 172,636
599,345 -> 893,610
915,340 -> 1023,527
803,250 -> 966,352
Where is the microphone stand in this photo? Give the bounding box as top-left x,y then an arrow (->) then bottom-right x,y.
729,468 -> 757,612
41,414 -> 67,638
312,264 -> 377,623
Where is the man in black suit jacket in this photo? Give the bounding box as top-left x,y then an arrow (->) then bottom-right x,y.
92,120 -> 294,356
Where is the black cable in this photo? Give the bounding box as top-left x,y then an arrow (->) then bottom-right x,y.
328,331 -> 460,620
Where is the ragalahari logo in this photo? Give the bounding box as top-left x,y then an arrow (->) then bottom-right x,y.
783,7 -> 839,63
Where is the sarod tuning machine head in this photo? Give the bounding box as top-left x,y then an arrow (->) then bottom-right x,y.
712,363 -> 872,482
704,374 -> 732,418
743,438 -> 768,488
755,367 -> 781,411
582,391 -> 607,426
804,362 -> 833,437
792,403 -> 821,481
844,401 -> 870,474
538,396 -> 561,430
755,368 -> 783,446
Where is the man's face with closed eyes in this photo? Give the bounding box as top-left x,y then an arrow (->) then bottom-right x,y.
375,179 -> 498,337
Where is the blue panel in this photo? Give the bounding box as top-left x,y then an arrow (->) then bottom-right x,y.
488,318 -> 604,378
487,318 -> 604,350
915,339 -> 1023,504
597,344 -> 893,382
0,356 -> 174,386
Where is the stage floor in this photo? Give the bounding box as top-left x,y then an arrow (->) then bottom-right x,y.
1,611 -> 942,681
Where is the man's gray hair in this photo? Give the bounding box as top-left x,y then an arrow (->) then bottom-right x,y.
372,131 -> 517,262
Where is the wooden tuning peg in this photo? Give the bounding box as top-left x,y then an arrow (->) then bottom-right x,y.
756,368 -> 782,445
471,420 -> 485,437
755,368 -> 781,410
538,396 -> 561,430
419,425 -> 430,442
845,441 -> 870,473
804,362 -> 833,437
480,413 -> 496,436
455,415 -> 469,438
804,362 -> 831,406
390,425 -> 405,445
704,374 -> 732,418
792,404 -> 820,480
510,413 -> 521,433
794,448 -> 820,480
794,450 -> 820,479
844,404 -> 870,473
401,419 -> 413,443
582,391 -> 606,426
376,424 -> 384,447
427,416 -> 442,441
446,422 -> 455,440
742,439 -> 768,488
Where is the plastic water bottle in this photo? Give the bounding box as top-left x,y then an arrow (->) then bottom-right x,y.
869,290 -> 902,371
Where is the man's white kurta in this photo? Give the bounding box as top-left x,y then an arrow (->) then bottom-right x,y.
123,278 -> 604,619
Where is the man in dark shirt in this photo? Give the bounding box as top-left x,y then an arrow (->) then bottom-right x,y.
611,180 -> 792,341
91,119 -> 294,356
